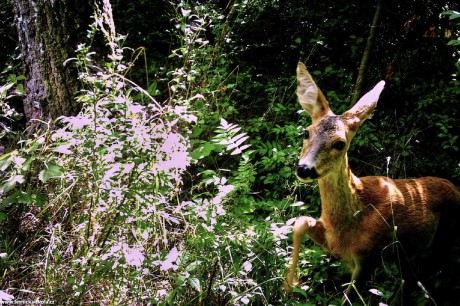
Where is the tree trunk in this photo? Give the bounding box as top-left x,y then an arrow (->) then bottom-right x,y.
12,0 -> 108,128
350,0 -> 382,106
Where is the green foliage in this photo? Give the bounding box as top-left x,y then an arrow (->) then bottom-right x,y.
442,10 -> 460,46
0,77 -> 23,139
0,0 -> 15,70
0,0 -> 459,305
1,15 -> 194,304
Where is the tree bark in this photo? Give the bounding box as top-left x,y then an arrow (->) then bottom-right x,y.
350,0 -> 382,106
13,0 -> 101,127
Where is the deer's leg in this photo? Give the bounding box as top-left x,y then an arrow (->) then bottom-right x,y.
344,259 -> 362,296
285,216 -> 326,292
344,257 -> 373,301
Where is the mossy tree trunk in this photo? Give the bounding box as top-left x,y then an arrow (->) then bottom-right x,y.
13,0 -> 111,127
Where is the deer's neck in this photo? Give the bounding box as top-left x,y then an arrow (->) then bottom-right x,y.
318,155 -> 364,230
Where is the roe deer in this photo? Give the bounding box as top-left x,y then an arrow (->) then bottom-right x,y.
285,62 -> 460,297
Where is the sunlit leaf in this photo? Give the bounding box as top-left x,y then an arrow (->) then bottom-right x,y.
39,162 -> 64,183
291,286 -> 308,297
2,192 -> 33,207
369,288 -> 384,296
188,278 -> 201,292
1,175 -> 24,193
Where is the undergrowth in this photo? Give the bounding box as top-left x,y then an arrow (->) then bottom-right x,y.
0,4 -> 303,305
1,1 -> 457,305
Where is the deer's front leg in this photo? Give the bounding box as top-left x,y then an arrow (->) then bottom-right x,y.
285,216 -> 327,292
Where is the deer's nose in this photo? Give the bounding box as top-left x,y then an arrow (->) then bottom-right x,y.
297,165 -> 319,180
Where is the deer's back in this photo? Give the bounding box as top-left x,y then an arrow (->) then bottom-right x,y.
352,176 -> 460,259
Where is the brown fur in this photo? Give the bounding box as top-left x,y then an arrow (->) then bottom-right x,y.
285,63 -> 460,298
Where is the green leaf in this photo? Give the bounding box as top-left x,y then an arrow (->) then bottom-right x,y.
0,158 -> 13,172
185,261 -> 199,272
1,175 -> 24,193
0,150 -> 18,171
191,126 -> 203,138
176,274 -> 186,286
27,139 -> 42,153
188,277 -> 201,292
291,286 -> 308,297
312,70 -> 321,76
0,83 -> 14,98
0,212 -> 6,222
447,40 -> 460,46
448,12 -> 460,20
190,143 -> 216,160
39,162 -> 64,183
2,192 -> 33,208
33,194 -> 47,207
1,181 -> 16,194
22,156 -> 36,172
16,84 -> 25,95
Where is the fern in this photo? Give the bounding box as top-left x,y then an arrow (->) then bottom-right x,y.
213,118 -> 251,155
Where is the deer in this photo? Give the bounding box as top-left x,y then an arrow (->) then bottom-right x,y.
285,62 -> 460,298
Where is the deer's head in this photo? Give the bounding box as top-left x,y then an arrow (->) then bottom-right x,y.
296,63 -> 385,182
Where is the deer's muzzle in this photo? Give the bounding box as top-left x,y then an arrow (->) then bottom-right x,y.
297,165 -> 319,180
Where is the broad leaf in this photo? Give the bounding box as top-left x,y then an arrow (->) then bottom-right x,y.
39,162 -> 64,183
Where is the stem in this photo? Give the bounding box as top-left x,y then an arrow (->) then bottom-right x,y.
350,0 -> 382,106
199,258 -> 219,306
211,1 -> 236,66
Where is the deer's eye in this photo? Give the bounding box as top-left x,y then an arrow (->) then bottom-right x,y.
333,141 -> 346,151
305,130 -> 310,139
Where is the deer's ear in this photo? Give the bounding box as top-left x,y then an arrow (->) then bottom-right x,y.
296,63 -> 332,121
344,81 -> 385,128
